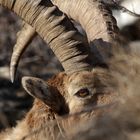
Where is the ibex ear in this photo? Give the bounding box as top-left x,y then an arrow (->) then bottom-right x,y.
22,76 -> 65,113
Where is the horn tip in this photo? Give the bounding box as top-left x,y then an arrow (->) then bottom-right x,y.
11,77 -> 14,83
10,72 -> 15,83
10,66 -> 16,83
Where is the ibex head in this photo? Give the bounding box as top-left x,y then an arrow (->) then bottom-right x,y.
22,68 -> 116,116
0,0 -> 120,115
0,0 -> 122,138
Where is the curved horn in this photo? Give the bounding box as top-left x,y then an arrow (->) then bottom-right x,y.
10,22 -> 36,82
52,0 -> 121,46
0,0 -> 91,81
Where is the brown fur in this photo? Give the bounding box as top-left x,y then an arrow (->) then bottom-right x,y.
0,68 -> 118,140
1,49 -> 140,140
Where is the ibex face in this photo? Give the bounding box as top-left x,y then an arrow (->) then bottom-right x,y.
64,69 -> 116,114
22,68 -> 116,116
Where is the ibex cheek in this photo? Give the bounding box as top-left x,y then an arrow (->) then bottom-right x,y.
68,99 -> 84,114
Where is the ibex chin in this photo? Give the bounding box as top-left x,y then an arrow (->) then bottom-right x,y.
0,0 -> 138,140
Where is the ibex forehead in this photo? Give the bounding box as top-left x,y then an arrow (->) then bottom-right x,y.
65,69 -> 115,96
65,71 -> 93,94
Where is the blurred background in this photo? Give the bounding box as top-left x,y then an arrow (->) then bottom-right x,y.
0,0 -> 140,131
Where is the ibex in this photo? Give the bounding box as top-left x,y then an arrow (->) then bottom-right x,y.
0,0 -> 133,139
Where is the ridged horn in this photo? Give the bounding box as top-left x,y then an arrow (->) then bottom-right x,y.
0,0 -> 91,81
10,22 -> 36,82
52,0 -> 121,46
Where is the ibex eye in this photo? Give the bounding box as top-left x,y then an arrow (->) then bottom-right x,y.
75,88 -> 90,98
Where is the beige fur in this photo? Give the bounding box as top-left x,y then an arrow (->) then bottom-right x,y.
1,48 -> 140,140
0,66 -> 118,139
